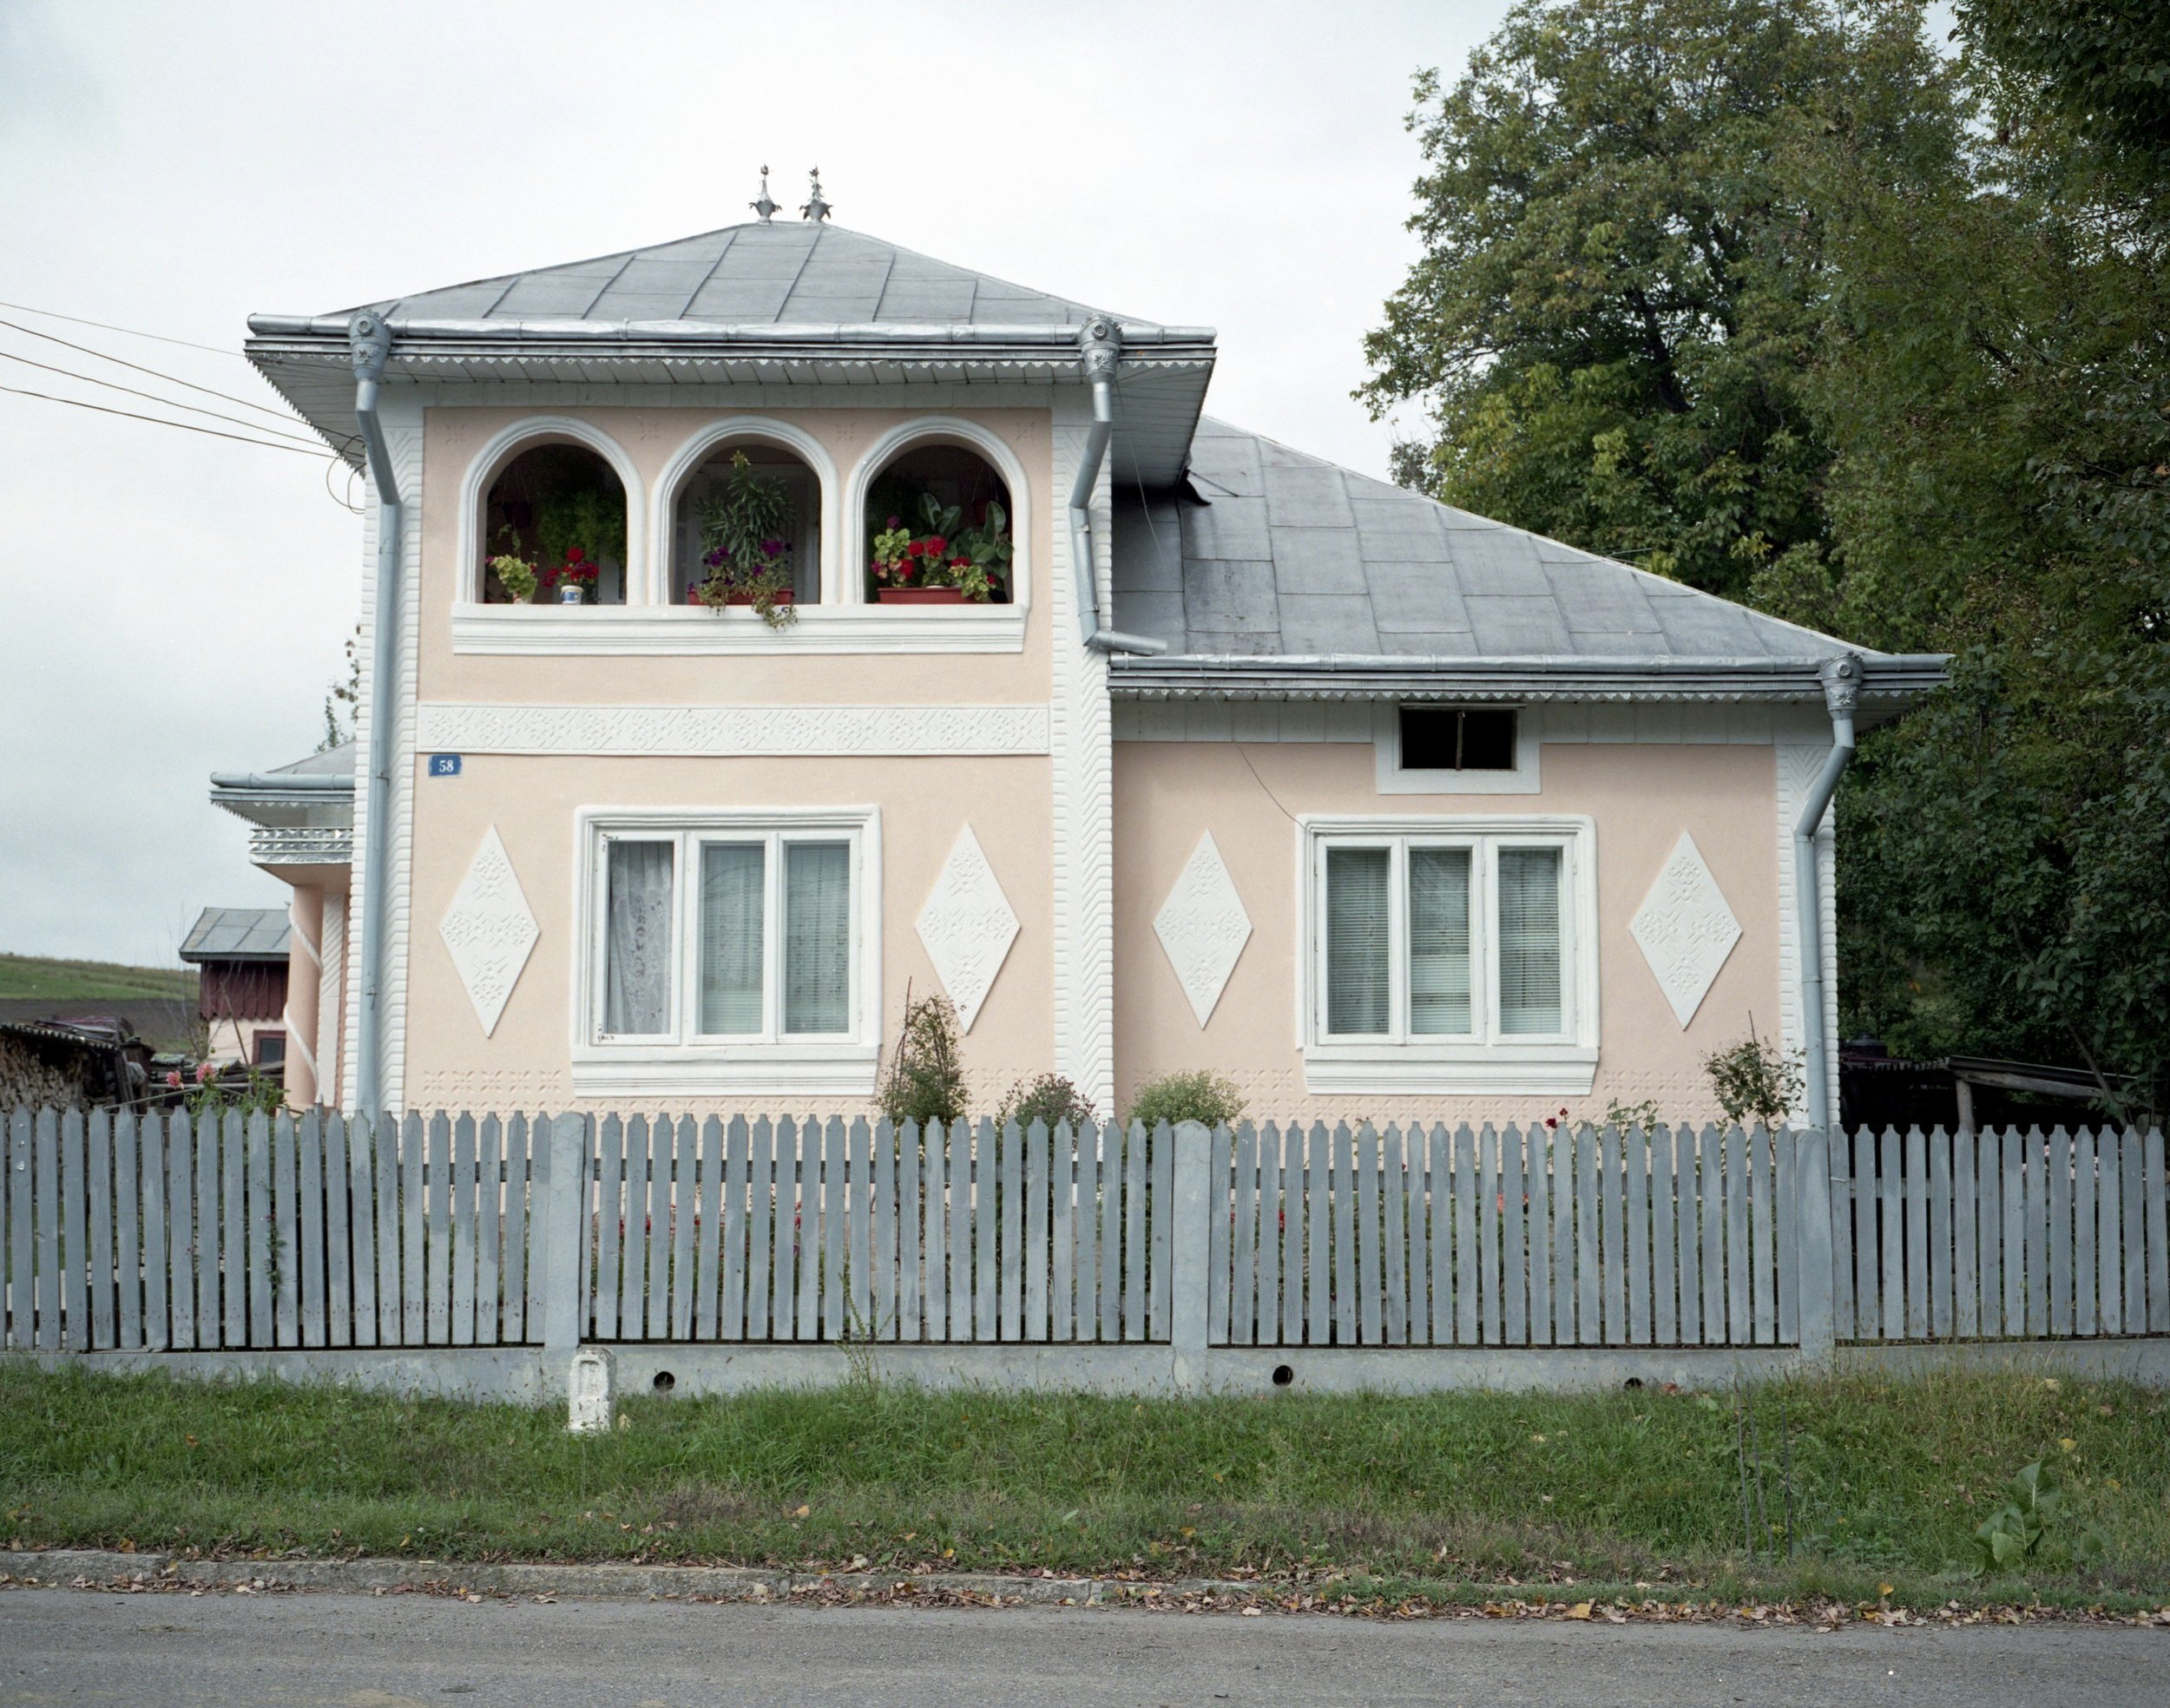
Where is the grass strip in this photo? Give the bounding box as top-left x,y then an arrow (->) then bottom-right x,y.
2,1363 -> 2164,1611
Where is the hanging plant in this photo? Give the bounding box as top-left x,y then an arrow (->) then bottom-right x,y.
693,451 -> 799,629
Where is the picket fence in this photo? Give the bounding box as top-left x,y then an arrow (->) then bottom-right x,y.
3,1107 -> 2167,1378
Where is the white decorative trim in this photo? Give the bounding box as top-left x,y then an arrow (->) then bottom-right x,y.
841,414 -> 1035,610
1294,813 -> 1602,1098
1153,832 -> 1252,1028
916,825 -> 1020,1035
569,805 -> 883,1100
454,414 -> 648,604
449,601 -> 1026,655
646,415 -> 843,606
1628,831 -> 1742,1028
417,702 -> 1049,757
438,826 -> 540,1037
1372,703 -> 1542,794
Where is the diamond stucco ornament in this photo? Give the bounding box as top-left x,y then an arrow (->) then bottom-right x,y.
1629,831 -> 1742,1028
916,825 -> 1018,1034
1154,831 -> 1252,1027
438,825 -> 539,1037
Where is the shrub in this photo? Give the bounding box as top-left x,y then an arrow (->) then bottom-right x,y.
878,986 -> 968,1128
1123,1070 -> 1246,1130
1704,1018 -> 1805,1127
993,1073 -> 1097,1132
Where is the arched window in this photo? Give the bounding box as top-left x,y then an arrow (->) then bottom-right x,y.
671,442 -> 823,607
481,443 -> 628,605
863,442 -> 1015,605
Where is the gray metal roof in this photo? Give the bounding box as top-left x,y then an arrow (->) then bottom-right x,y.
1109,418 -> 1940,702
270,222 -> 1174,338
179,908 -> 290,964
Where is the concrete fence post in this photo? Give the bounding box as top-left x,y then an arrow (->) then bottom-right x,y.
1170,1120 -> 1211,1392
536,1113 -> 589,1357
1794,1127 -> 1835,1368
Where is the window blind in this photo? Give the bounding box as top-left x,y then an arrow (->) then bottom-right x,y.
697,842 -> 764,1035
784,840 -> 852,1035
1408,846 -> 1472,1035
1496,846 -> 1563,1035
1325,846 -> 1391,1035
603,840 -> 674,1035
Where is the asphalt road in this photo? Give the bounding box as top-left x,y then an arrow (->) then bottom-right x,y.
1,1591 -> 2160,1707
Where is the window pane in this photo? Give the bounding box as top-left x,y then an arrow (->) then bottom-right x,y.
1325,847 -> 1391,1035
1497,846 -> 1563,1035
1408,847 -> 1472,1035
698,843 -> 765,1035
603,840 -> 674,1035
783,841 -> 852,1035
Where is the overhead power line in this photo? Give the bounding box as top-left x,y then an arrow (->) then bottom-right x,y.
0,298 -> 249,360
0,316 -> 325,429
0,349 -> 330,447
0,383 -> 335,457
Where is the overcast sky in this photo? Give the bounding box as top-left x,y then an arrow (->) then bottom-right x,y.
0,0 -> 1512,970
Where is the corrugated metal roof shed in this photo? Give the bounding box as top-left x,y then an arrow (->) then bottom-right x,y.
178,908 -> 290,964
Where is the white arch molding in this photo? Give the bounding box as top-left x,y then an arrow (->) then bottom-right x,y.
843,416 -> 1035,611
648,417 -> 844,606
457,416 -> 648,604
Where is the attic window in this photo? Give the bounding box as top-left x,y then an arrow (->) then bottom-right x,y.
1398,706 -> 1517,772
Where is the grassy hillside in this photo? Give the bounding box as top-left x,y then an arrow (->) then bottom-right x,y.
0,952 -> 196,1004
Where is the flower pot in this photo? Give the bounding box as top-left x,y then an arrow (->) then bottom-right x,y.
878,587 -> 970,605
556,584 -> 588,606
690,588 -> 796,608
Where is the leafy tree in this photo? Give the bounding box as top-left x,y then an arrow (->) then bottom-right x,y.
1361,0 -> 1963,601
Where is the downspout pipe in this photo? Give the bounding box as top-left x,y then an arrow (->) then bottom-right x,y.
348,311 -> 399,1116
1795,654 -> 1861,1132
1070,318 -> 1166,657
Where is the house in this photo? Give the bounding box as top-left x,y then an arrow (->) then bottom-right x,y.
233,196 -> 1942,1124
177,905 -> 294,1071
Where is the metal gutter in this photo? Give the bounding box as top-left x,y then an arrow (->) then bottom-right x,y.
1070,319 -> 1166,658
1106,653 -> 1948,701
349,311 -> 400,1117
1795,656 -> 1860,1132
207,772 -> 354,792
247,314 -> 1218,345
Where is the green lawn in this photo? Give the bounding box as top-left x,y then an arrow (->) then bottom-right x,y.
2,1364 -> 2164,1611
0,953 -> 195,1005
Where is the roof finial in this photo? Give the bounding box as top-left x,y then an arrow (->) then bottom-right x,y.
800,167 -> 832,223
750,165 -> 777,224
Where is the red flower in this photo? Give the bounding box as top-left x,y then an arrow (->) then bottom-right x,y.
925,535 -> 946,555
566,547 -> 587,563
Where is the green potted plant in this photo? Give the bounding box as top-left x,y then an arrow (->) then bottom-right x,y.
486,525 -> 542,604
870,493 -> 1007,604
693,450 -> 799,629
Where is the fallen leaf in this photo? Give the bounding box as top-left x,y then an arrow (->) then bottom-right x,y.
1568,1601 -> 1593,1619
792,1505 -> 811,1519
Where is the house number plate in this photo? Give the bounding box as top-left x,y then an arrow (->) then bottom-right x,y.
428,753 -> 463,777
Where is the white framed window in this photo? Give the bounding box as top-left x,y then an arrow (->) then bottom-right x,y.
1299,815 -> 1598,1095
572,807 -> 881,1098
1372,702 -> 1542,794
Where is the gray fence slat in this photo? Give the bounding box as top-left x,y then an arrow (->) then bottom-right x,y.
324,1113 -> 353,1349
1154,1118 -> 1176,1341
1749,1128 -> 1777,1345
1048,1123 -> 1073,1343
592,1115 -> 622,1340
1351,1127 -> 1379,1345
1623,1128 -> 1649,1347
2147,1130 -> 2168,1334
1776,1125 -> 1798,1344
1211,1126 -> 1238,1347
1930,1129 -> 1954,1339
273,1111 -> 300,1348
621,1114 -> 653,1340
1720,1127 -> 1749,1348
1321,1124 -> 1349,1346
2094,1128 -> 2121,1336
140,1112 -> 168,1350
788,1117 -> 816,1339
2,1109 -> 20,1349
31,1108 -> 61,1351
848,1118 -> 875,1339
2071,1128 -> 2096,1337
1554,1126 -> 1580,1345
996,1120 -> 1023,1342
742,1117 -> 771,1340
415,1112 -> 444,1346
1851,1129 -> 1878,1340
812,1118 -> 840,1341
944,1120 -> 969,1341
1525,1127 -> 1552,1346
1251,1124 -> 1278,1345
2046,1127 -> 2073,1338
639,1113 -> 668,1339
245,1110 -> 273,1349
1670,1127 -> 1697,1345
165,1110 -> 194,1351
1999,1127 -> 2026,1337
219,1109 -> 246,1349
2023,1126 -> 2048,1337
930,1120 -> 956,1342
1223,1124 -> 1251,1345
967,1120 -> 993,1342
670,1118 -> 698,1340
1397,1127 -> 1424,1346
115,1111 -> 141,1350
510,1114 -> 535,1344
190,1108 -> 218,1349
705,1116 -> 732,1340
1454,1126 -> 1480,1346
57,1109 -> 88,1350
398,1113 -> 425,1345
1953,1127 -> 1977,1337
1120,1124 -> 1147,1343
1976,1129 -> 2003,1337
1595,1127 -> 1621,1344
1379,1126 -> 1406,1346
1649,1127 -> 1675,1345
1569,1127 -> 1596,1347
1497,1123 -> 1524,1347
2121,1127 -> 2147,1334
372,1113 -> 398,1347
1016,1120 -> 1043,1342
899,1121 -> 924,1343
1073,1120 -> 1099,1343
1825,1126 -> 1851,1338
1274,1124 -> 1300,1346
299,1111 -> 328,1349
874,1120 -> 899,1343
1900,1128 -> 1926,1341
1305,1125 -> 1332,1346
1478,1125 -> 1503,1345
474,1116 -> 501,1346
449,1113 -> 476,1348
1702,1127 -> 1729,1344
